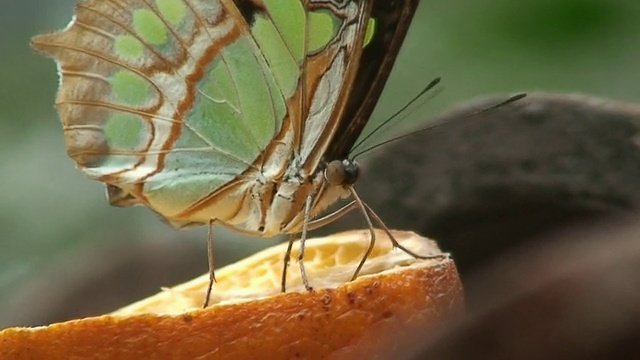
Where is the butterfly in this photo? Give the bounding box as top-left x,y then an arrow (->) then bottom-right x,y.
32,0 -> 423,306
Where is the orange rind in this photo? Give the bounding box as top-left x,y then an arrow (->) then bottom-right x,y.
0,230 -> 463,360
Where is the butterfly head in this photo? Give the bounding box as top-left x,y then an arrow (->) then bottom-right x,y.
324,159 -> 360,188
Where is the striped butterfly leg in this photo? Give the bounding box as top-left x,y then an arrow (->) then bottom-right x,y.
363,201 -> 449,262
286,186 -> 378,292
202,218 -> 269,308
280,195 -> 360,293
281,234 -> 296,293
281,159 -> 374,293
348,187 -> 449,282
282,185 -> 394,293
279,159 -> 377,292
280,188 -> 370,292
282,188 -> 448,294
204,218 -> 217,308
346,186 -> 378,281
292,194 -> 318,293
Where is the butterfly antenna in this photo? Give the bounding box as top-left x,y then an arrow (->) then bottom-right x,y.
352,92 -> 527,159
471,92 -> 527,115
351,77 -> 442,152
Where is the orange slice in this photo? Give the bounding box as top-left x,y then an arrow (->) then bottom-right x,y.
0,230 -> 463,360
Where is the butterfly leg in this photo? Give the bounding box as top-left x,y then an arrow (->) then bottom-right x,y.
280,234 -> 296,293
280,200 -> 360,292
290,192 -> 387,285
347,186 -> 377,281
204,218 -> 217,308
297,194 -> 315,292
202,219 -> 268,308
363,202 -> 447,261
305,201 -> 358,230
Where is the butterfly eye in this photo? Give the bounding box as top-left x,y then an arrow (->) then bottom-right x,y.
342,159 -> 360,185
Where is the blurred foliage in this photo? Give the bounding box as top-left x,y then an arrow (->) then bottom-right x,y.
1,0 -> 639,325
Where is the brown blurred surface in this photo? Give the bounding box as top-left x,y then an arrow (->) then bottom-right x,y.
405,215 -> 640,360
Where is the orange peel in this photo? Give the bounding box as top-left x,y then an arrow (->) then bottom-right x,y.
0,230 -> 463,359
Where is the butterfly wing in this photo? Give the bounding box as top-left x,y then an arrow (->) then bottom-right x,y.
32,0 -> 378,230
323,0 -> 421,162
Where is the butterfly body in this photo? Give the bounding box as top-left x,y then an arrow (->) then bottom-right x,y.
33,0 -> 419,238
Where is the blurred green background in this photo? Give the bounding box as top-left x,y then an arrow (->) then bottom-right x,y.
1,0 -> 639,326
